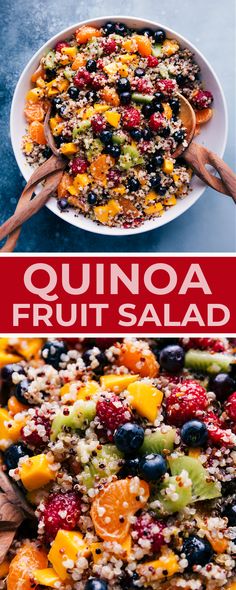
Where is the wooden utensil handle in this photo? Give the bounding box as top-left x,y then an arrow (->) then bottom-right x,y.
185,142 -> 236,202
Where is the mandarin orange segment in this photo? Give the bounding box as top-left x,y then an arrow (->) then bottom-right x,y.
90,154 -> 114,182
133,34 -> 152,57
7,543 -> 48,590
76,26 -> 102,44
117,340 -> 159,378
31,65 -> 45,83
100,87 -> 120,107
91,477 -> 149,542
29,121 -> 46,145
57,172 -> 72,198
24,101 -> 45,123
72,54 -> 86,70
195,108 -> 213,125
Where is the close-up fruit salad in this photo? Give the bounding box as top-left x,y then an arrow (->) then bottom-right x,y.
22,21 -> 214,228
0,337 -> 235,589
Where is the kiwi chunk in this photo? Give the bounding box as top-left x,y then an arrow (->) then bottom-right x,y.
151,472 -> 192,515
185,350 -> 235,375
168,455 -> 221,501
45,50 -> 56,70
152,43 -> 162,57
140,427 -> 176,456
131,92 -> 154,104
51,400 -> 96,441
78,443 -> 123,489
119,145 -> 144,170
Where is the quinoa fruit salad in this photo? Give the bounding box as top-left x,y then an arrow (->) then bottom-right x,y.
0,337 -> 236,590
22,21 -> 214,228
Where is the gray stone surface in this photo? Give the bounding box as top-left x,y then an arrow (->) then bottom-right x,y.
0,0 -> 235,252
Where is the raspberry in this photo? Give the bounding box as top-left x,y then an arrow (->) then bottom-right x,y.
149,112 -> 165,132
21,411 -> 51,448
166,380 -> 208,426
139,140 -> 152,154
96,395 -> 132,434
192,89 -> 213,110
122,107 -> 141,129
91,73 -> 107,89
71,157 -> 89,175
225,392 -> 236,422
133,513 -> 165,553
203,411 -> 236,447
107,168 -> 122,186
156,79 -> 176,95
147,55 -> 159,67
74,68 -> 92,89
42,491 -> 81,542
137,78 -> 153,94
102,38 -> 117,55
97,59 -> 105,70
55,41 -> 70,52
91,114 -> 106,134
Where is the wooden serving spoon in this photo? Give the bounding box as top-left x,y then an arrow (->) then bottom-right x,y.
175,94 -> 236,201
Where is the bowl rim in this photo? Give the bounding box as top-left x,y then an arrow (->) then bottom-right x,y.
10,14 -> 228,237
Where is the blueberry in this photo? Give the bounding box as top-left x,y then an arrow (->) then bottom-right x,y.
135,68 -> 145,77
208,373 -> 235,401
119,457 -> 140,477
58,198 -> 69,210
153,91 -> 165,103
87,191 -> 97,205
176,74 -> 186,86
115,23 -> 128,36
117,77 -> 131,93
146,162 -> 156,173
105,144 -> 121,159
159,345 -> 185,373
86,59 -> 97,73
150,175 -> 161,189
169,97 -> 180,115
15,379 -> 31,405
42,146 -> 52,159
142,128 -> 153,140
158,185 -> 167,196
41,340 -> 68,369
68,86 -> 80,100
173,130 -> 186,143
130,128 -> 142,141
221,479 -> 236,497
82,348 -> 107,374
1,364 -> 25,386
151,154 -> 164,168
154,29 -> 166,44
59,104 -> 68,118
127,178 -> 140,192
86,90 -> 98,102
85,578 -> 108,590
139,453 -> 167,482
139,28 -> 153,37
99,130 -> 113,145
119,91 -> 131,105
52,97 -> 63,109
142,103 -> 155,118
182,535 -> 214,569
181,420 -> 208,448
159,126 -> 170,138
103,22 -> 116,36
114,423 -> 144,454
223,503 -> 236,526
152,102 -> 164,113
4,443 -> 31,471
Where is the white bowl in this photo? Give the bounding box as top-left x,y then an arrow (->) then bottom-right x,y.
10,16 -> 228,237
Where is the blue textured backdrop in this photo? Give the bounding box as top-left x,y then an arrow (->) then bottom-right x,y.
0,0 -> 235,252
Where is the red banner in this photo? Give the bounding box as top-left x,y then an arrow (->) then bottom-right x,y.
0,255 -> 235,334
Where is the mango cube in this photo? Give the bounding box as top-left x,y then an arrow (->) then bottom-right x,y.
33,568 -> 61,588
127,381 -> 163,423
162,39 -> 179,56
48,530 -> 89,581
0,352 -> 21,367
26,88 -> 44,102
137,549 -> 180,581
162,103 -> 172,120
61,46 -> 77,59
145,202 -> 163,216
60,143 -> 78,156
60,380 -> 99,402
162,159 -> 174,174
19,454 -> 57,491
104,111 -> 121,127
100,374 -> 139,393
0,409 -> 26,451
